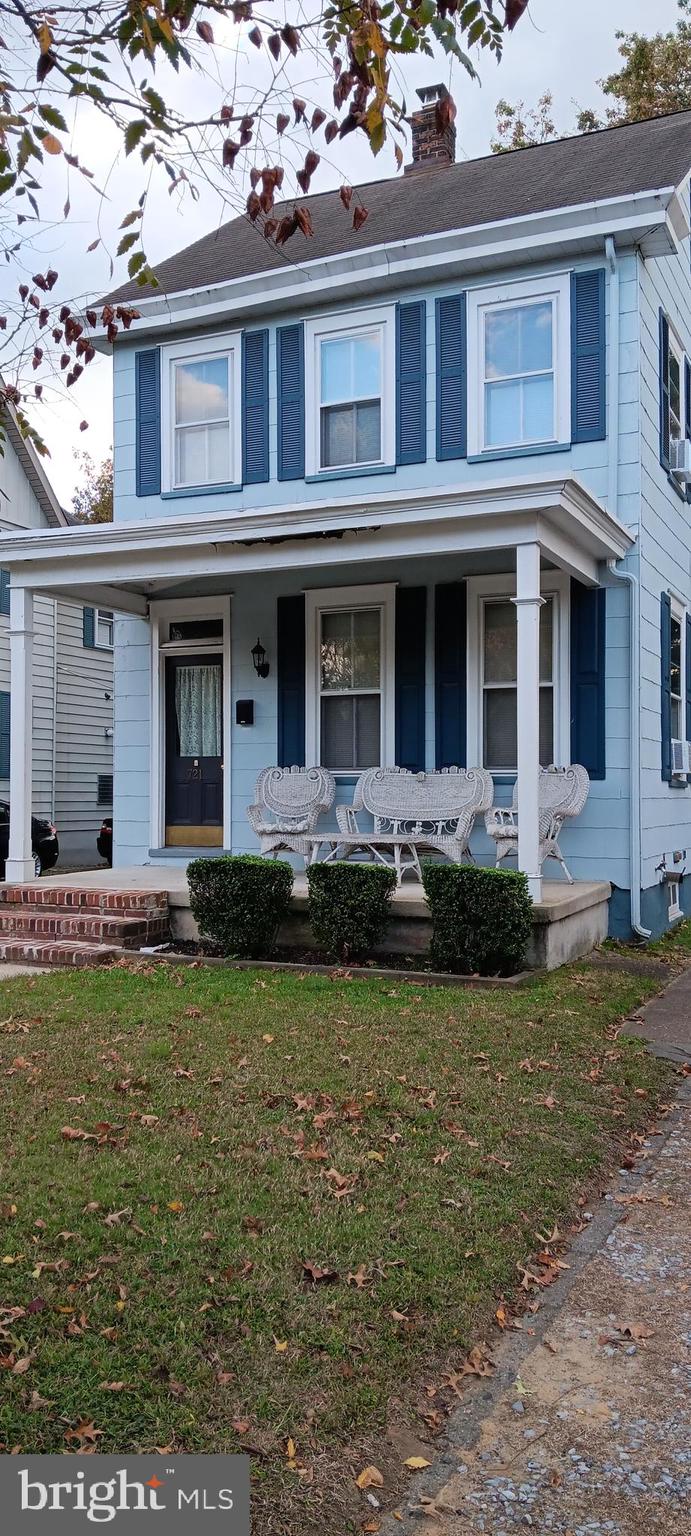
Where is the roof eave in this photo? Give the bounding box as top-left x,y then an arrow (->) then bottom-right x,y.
96,185 -> 681,351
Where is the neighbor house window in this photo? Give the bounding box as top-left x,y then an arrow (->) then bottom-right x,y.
161,334 -> 241,491
97,773 -> 113,806
95,608 -> 114,649
467,275 -> 570,456
481,596 -> 555,772
304,308 -> 395,476
305,583 -> 396,771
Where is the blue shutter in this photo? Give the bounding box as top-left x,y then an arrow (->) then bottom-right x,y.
0,692 -> 9,780
0,569 -> 9,618
277,594 -> 305,766
242,328 -> 269,484
135,347 -> 161,497
571,270 -> 606,443
435,582 -> 467,768
659,311 -> 671,471
277,324 -> 305,481
570,580 -> 606,780
395,587 -> 426,771
435,294 -> 467,461
396,301 -> 426,466
686,613 -> 691,745
661,591 -> 672,783
83,606 -> 95,648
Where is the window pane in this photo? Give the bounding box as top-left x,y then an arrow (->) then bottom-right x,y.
539,686 -> 554,765
175,663 -> 222,758
485,310 -> 520,379
176,424 -> 206,486
355,401 -> 381,462
671,616 -> 682,702
540,598 -> 553,683
484,687 -> 517,769
207,420 -> 230,483
484,602 -> 517,684
669,353 -> 681,425
485,379 -> 521,447
321,610 -> 352,690
672,698 -> 682,738
519,302 -> 552,372
321,404 -> 355,467
352,335 -> 381,397
352,610 -> 380,688
321,338 -> 351,405
321,694 -> 380,771
175,358 -> 228,425
523,374 -> 554,441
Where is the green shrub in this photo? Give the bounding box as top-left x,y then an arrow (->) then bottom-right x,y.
421,863 -> 532,976
187,854 -> 293,958
306,862 -> 397,962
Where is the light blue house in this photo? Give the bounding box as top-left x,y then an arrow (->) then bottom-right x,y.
4,99 -> 691,940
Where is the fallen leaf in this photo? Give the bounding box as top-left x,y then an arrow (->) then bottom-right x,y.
167,1201 -> 184,1213
64,1419 -> 104,1448
404,1455 -> 431,1469
273,1337 -> 288,1353
98,1381 -> 127,1392
616,1320 -> 655,1342
356,1466 -> 384,1490
301,1260 -> 339,1285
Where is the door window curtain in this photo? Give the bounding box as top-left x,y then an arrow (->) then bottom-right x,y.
175,664 -> 222,757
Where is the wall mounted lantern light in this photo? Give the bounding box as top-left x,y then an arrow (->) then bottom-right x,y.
251,637 -> 270,678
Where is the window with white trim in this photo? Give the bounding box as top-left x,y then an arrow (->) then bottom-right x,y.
481,597 -> 554,771
304,308 -> 395,476
670,594 -> 685,743
305,584 -> 396,772
667,328 -> 685,451
467,274 -> 570,456
95,608 -> 114,649
161,334 -> 241,491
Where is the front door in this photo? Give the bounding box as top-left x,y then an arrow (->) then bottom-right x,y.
165,654 -> 223,846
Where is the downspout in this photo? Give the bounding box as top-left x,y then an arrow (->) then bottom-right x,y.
604,234 -> 650,939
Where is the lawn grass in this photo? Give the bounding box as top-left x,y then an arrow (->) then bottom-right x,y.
0,958 -> 674,1532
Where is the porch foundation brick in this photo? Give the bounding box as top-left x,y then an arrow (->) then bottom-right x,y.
0,885 -> 171,966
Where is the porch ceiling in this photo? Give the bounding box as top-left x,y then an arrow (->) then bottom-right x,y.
1,472 -> 635,611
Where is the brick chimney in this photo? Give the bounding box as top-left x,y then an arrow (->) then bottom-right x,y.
405,84 -> 456,175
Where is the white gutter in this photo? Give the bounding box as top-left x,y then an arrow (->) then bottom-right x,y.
605,234 -> 649,939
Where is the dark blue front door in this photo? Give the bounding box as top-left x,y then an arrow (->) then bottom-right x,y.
165,654 -> 223,846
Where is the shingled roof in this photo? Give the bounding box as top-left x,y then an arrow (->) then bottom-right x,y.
110,110 -> 691,305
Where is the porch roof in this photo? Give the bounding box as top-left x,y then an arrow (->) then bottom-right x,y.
1,472 -> 635,614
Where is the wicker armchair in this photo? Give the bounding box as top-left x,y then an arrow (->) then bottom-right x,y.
248,766 -> 335,862
485,764 -> 590,884
336,766 -> 494,864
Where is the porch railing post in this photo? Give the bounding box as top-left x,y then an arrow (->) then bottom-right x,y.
6,583 -> 35,883
514,544 -> 543,904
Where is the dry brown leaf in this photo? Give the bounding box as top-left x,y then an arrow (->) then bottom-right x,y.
404,1455 -> 431,1469
356,1465 -> 384,1490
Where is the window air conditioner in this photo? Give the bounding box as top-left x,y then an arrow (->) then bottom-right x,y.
670,437 -> 691,482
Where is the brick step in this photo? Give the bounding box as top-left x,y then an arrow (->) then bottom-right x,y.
0,938 -> 122,968
0,908 -> 170,948
0,884 -> 169,916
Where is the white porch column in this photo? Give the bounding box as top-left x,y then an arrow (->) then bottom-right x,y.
6,584 -> 35,883
513,544 -> 543,904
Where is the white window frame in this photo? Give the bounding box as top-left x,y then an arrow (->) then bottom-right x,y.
305,583 -> 396,773
667,326 -> 685,448
467,273 -> 571,457
94,607 -> 114,650
669,592 -> 686,746
304,306 -> 396,477
160,332 -> 242,493
466,571 -> 570,774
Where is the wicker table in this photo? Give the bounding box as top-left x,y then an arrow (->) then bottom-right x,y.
306,832 -> 424,885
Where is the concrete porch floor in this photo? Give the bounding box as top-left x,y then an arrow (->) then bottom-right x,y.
39,868 -> 612,971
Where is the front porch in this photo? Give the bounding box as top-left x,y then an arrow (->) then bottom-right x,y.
28,864 -> 611,971
0,471 -> 635,919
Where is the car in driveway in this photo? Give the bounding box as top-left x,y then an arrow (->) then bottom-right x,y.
97,817 -> 113,866
0,801 -> 59,879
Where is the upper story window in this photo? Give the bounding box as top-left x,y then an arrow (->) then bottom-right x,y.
467,274 -> 570,457
304,307 -> 395,476
95,608 -> 114,649
161,333 -> 241,492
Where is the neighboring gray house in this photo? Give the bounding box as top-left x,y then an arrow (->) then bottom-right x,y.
0,404 -> 113,866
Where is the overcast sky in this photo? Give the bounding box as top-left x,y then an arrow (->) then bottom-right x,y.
5,0 -> 681,507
